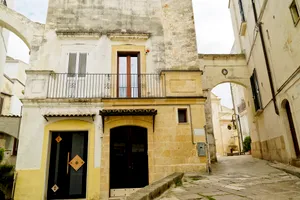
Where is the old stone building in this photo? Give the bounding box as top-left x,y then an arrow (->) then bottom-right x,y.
211,93 -> 239,156
0,56 -> 26,165
4,0 -> 207,199
229,0 -> 300,164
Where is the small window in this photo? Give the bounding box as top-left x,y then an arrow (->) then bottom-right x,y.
178,109 -> 188,123
238,0 -> 246,22
250,69 -> 263,112
290,0 -> 300,25
67,52 -> 87,77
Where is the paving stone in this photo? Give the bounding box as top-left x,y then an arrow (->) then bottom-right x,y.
156,156 -> 300,200
211,195 -> 248,200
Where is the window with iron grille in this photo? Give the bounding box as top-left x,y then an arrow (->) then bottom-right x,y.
238,0 -> 246,22
250,69 -> 263,112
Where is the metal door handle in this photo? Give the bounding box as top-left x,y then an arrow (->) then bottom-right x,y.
67,152 -> 70,174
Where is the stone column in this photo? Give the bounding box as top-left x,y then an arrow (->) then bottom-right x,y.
204,90 -> 217,163
0,28 -> 8,93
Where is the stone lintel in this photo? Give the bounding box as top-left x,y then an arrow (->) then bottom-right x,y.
25,70 -> 54,75
159,69 -> 203,75
107,32 -> 150,41
56,30 -> 102,39
198,54 -> 246,60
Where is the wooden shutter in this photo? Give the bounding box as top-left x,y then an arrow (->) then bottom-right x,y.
68,53 -> 77,77
238,0 -> 246,22
250,69 -> 263,111
78,53 -> 87,77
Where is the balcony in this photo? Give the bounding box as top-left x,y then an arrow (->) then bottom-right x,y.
47,73 -> 166,99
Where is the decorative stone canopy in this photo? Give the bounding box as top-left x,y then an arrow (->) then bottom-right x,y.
43,113 -> 96,121
99,109 -> 157,132
0,115 -> 21,138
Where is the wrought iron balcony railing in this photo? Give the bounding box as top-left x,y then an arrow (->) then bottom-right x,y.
47,73 -> 166,99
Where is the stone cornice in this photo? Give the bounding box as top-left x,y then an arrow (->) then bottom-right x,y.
25,70 -> 54,75
107,32 -> 150,41
56,30 -> 102,39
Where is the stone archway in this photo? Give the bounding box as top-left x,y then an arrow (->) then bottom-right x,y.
0,4 -> 44,48
200,54 -> 252,162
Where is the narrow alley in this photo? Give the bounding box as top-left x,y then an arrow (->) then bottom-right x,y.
158,155 -> 300,200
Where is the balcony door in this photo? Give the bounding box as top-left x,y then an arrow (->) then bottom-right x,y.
117,52 -> 140,98
67,53 -> 87,98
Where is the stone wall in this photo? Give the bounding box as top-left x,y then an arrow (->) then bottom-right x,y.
100,100 -> 207,199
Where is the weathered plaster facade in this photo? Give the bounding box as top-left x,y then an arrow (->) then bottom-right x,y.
229,0 -> 300,163
9,1 -> 207,200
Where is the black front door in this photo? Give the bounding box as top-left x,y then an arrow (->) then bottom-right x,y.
110,126 -> 148,190
47,131 -> 88,199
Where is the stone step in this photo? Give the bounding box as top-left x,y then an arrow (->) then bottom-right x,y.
126,172 -> 184,200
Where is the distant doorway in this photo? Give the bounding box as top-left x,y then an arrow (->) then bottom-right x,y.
284,101 -> 300,158
110,126 -> 148,194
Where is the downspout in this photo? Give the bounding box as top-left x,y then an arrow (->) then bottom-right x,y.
251,0 -> 279,115
188,105 -> 195,144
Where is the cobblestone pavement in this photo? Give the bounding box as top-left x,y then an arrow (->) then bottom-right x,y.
157,155 -> 300,200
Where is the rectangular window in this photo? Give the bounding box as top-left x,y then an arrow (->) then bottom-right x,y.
250,69 -> 263,112
238,0 -> 246,22
117,52 -> 140,98
290,0 -> 300,25
178,109 -> 188,123
67,52 -> 87,77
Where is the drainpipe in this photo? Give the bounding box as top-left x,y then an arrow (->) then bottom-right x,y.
251,0 -> 279,115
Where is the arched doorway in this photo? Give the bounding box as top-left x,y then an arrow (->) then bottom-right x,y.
110,126 -> 148,193
283,100 -> 300,158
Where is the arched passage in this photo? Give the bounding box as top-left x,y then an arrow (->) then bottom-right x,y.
0,4 -> 44,48
204,80 -> 257,161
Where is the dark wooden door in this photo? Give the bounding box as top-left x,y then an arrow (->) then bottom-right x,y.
110,126 -> 148,189
285,101 -> 300,158
47,131 -> 88,199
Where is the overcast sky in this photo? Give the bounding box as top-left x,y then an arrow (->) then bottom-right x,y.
6,0 -> 234,108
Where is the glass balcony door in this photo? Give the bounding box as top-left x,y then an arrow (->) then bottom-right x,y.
118,53 -> 140,98
66,53 -> 87,98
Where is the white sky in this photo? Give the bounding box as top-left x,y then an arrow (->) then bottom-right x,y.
6,0 -> 234,108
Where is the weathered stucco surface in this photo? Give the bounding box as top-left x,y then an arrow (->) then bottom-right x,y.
230,0 -> 300,163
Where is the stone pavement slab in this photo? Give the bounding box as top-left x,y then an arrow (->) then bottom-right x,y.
157,155 -> 300,200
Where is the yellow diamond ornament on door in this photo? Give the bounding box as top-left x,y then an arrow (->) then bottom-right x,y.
51,184 -> 59,192
55,136 -> 62,143
69,155 -> 85,171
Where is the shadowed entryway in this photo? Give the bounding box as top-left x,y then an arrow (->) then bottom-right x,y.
110,126 -> 148,192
